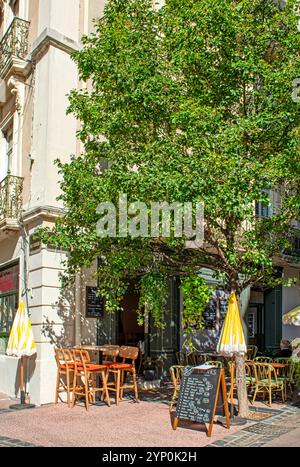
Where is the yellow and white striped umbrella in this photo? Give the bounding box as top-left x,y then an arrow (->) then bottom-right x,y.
6,301 -> 37,357
282,306 -> 300,326
217,292 -> 247,354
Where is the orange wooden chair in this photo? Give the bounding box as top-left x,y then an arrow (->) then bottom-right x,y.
72,349 -> 110,411
102,346 -> 120,364
106,346 -> 139,405
54,348 -> 75,408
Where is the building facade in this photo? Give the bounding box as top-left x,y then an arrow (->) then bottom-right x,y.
0,0 -> 106,405
0,0 -> 299,406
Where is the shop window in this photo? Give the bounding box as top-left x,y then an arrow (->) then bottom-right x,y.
0,262 -> 19,354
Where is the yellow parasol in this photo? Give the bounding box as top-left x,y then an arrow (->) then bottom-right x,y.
217,292 -> 247,420
217,293 -> 247,354
282,306 -> 300,326
6,301 -> 37,408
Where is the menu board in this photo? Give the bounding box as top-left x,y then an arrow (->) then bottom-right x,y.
203,289 -> 229,329
86,287 -> 105,318
174,366 -> 230,436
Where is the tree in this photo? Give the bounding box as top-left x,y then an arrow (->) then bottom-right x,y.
39,0 -> 300,417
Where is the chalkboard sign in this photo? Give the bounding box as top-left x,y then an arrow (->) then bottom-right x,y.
203,290 -> 229,329
173,366 -> 230,437
86,287 -> 105,318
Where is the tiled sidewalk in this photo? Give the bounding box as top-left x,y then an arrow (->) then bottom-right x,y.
0,436 -> 38,447
208,405 -> 300,447
0,391 -> 299,447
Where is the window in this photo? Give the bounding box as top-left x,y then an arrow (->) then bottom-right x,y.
255,189 -> 272,218
0,262 -> 19,348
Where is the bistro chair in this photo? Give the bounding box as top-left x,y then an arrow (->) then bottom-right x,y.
252,363 -> 285,406
228,362 -> 254,401
169,365 -> 185,412
253,356 -> 273,363
176,351 -> 187,366
247,345 -> 258,361
105,346 -> 139,405
72,349 -> 110,411
273,358 -> 292,399
54,348 -> 75,408
204,360 -> 224,368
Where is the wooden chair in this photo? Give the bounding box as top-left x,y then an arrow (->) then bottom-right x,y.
54,348 -> 75,408
106,346 -> 139,405
72,349 -> 110,411
102,346 -> 120,365
252,363 -> 285,406
169,365 -> 184,412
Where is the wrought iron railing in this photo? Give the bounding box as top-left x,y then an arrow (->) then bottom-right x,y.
282,237 -> 300,258
0,17 -> 30,77
0,175 -> 23,221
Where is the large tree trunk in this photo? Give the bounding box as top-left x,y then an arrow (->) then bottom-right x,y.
235,353 -> 249,418
231,286 -> 250,418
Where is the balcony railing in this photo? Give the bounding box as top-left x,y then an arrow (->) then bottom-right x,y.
0,175 -> 23,221
282,236 -> 300,259
0,17 -> 30,77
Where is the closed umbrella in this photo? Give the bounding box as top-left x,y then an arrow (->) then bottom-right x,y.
282,306 -> 300,326
6,301 -> 37,409
217,292 -> 247,423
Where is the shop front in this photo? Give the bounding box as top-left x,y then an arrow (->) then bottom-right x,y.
0,261 -> 19,354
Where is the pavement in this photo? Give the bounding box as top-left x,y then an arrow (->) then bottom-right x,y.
0,390 -> 299,447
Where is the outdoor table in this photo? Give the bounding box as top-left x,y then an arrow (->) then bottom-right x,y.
76,345 -> 113,364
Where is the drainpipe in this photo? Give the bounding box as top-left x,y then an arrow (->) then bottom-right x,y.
74,272 -> 81,346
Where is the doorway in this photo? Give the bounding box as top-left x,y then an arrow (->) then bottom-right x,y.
118,283 -> 144,347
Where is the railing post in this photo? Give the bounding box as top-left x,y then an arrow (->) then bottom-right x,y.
5,175 -> 10,218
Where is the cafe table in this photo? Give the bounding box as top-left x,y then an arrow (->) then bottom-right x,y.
75,345 -> 115,365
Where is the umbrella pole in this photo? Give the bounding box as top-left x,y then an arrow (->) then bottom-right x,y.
230,355 -> 234,419
9,356 -> 35,410
20,356 -> 26,405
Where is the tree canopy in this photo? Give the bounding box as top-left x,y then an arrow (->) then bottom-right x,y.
40,0 -> 300,328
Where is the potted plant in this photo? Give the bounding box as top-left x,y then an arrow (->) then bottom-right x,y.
143,357 -> 157,381
291,338 -> 300,393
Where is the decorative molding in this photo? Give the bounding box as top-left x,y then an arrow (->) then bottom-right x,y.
7,75 -> 23,112
21,205 -> 65,224
30,28 -> 81,65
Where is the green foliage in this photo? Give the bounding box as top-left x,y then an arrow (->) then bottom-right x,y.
181,276 -> 212,349
38,0 -> 300,326
138,273 -> 169,328
181,276 -> 212,331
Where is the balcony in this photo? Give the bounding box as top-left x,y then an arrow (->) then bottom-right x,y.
282,237 -> 300,262
0,175 -> 23,227
0,17 -> 30,78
